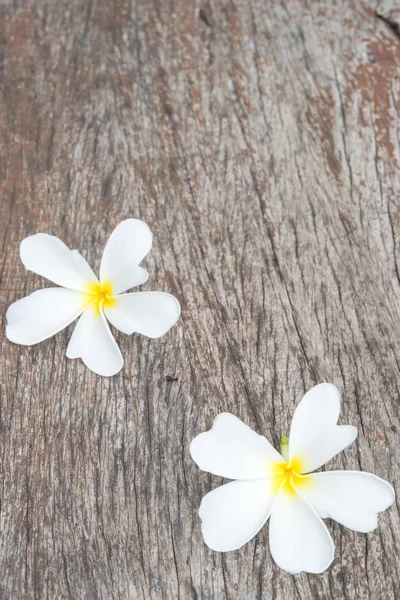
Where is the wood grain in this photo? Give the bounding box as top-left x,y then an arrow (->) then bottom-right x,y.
0,1 -> 399,598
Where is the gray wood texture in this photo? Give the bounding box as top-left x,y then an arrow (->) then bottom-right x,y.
0,1 -> 399,598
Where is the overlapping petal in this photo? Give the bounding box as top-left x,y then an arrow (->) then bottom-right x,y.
100,219 -> 152,294
199,478 -> 277,552
190,413 -> 284,480
289,383 -> 357,473
71,250 -> 99,283
104,292 -> 181,339
297,471 -> 395,533
269,487 -> 334,574
66,304 -> 123,376
20,234 -> 97,291
6,288 -> 87,345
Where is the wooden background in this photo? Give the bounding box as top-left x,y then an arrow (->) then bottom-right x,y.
0,1 -> 399,598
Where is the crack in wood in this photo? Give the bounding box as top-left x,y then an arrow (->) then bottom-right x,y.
375,11 -> 400,41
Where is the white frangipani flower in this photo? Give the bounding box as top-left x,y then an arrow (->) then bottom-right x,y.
6,219 -> 181,377
190,383 -> 394,574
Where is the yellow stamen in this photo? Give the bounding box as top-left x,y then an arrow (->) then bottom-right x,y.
82,280 -> 117,315
270,457 -> 311,496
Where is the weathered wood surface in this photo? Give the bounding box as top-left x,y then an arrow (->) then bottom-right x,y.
0,1 -> 400,598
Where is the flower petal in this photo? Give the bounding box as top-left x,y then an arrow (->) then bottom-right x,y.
269,487 -> 334,574
123,266 -> 149,289
104,292 -> 180,338
288,383 -> 357,473
198,478 -> 277,552
6,288 -> 86,345
190,413 -> 284,479
20,234 -> 97,291
66,305 -> 123,376
297,471 -> 395,533
100,219 -> 153,294
71,250 -> 99,282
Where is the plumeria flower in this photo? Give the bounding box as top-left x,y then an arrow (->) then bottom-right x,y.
6,219 -> 181,377
190,383 -> 395,574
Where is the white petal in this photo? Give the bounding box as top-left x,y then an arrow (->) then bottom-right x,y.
124,266 -> 149,288
190,413 -> 284,479
269,488 -> 334,574
20,234 -> 97,291
298,471 -> 395,533
198,478 -> 277,552
66,305 -> 123,376
288,383 -> 357,473
71,250 -> 99,282
100,219 -> 152,294
6,288 -> 86,345
104,292 -> 180,338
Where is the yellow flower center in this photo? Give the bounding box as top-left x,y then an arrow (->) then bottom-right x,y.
82,281 -> 117,314
271,457 -> 311,496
